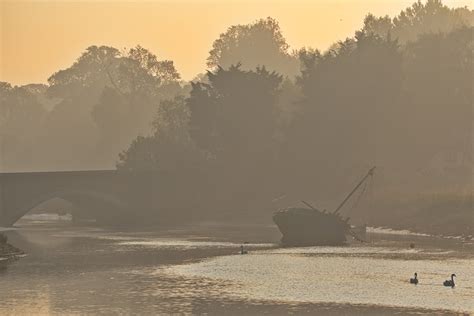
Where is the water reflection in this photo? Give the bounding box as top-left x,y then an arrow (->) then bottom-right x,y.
0,222 -> 273,315
1,221 -> 473,315
170,248 -> 474,313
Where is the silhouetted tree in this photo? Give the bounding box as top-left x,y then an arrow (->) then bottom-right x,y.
207,17 -> 299,77
363,0 -> 473,43
0,83 -> 47,170
117,96 -> 203,172
401,27 -> 473,189
41,45 -> 183,169
47,46 -> 121,99
284,32 -> 404,196
93,46 -> 183,163
189,65 -> 283,168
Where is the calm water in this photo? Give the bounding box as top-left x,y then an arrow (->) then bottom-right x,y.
1,218 -> 473,315
170,247 -> 474,313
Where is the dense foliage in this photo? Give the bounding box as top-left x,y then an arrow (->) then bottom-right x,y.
1,1 -> 472,224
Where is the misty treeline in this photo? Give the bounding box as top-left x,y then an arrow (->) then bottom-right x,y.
1,1 -> 472,228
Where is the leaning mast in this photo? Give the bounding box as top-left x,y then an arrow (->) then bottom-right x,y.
332,166 -> 375,215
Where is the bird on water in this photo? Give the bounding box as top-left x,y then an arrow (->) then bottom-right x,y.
443,274 -> 456,287
410,272 -> 418,284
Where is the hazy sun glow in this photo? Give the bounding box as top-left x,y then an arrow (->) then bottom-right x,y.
0,0 -> 471,85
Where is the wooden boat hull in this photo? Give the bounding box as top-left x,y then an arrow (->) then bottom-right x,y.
273,208 -> 350,246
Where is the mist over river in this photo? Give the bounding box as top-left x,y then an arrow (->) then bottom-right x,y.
1,217 -> 473,315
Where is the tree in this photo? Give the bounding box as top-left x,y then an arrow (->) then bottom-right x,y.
0,83 -> 47,170
0,83 -> 46,131
47,46 -> 121,99
284,32 -> 404,196
43,45 -> 183,168
117,96 -> 202,172
207,17 -> 299,77
362,0 -> 473,43
402,27 -> 473,174
92,46 -> 183,164
189,65 -> 283,168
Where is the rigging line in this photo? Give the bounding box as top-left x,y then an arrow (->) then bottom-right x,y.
369,174 -> 375,204
347,178 -> 369,215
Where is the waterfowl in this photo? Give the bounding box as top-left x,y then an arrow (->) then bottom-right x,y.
443,274 -> 456,287
410,272 -> 418,284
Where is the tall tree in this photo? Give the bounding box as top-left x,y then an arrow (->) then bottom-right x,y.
92,46 -> 183,163
207,17 -> 299,77
362,0 -> 473,43
402,27 -> 473,184
117,96 -> 202,172
43,45 -> 183,168
285,32 -> 404,196
189,65 -> 283,169
0,83 -> 47,170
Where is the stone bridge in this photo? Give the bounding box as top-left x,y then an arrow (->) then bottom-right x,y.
0,170 -> 160,226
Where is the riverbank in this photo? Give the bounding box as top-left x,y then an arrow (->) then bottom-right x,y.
0,244 -> 24,267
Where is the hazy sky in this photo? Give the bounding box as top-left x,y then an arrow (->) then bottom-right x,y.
1,0 -> 471,85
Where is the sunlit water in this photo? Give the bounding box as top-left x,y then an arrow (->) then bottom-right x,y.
1,218 -> 473,315
169,247 -> 474,313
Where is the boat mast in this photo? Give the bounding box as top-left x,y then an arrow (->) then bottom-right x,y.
332,166 -> 375,215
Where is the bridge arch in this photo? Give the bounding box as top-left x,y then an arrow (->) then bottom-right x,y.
8,189 -> 128,226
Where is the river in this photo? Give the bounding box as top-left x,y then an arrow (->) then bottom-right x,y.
1,216 -> 473,315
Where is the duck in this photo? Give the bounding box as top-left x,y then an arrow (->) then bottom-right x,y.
410,272 -> 418,284
443,274 -> 456,287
